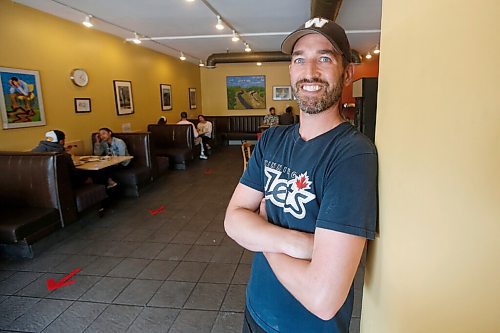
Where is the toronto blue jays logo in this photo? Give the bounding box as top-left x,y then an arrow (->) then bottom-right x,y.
264,166 -> 316,219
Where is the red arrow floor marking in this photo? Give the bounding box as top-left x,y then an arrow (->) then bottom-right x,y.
148,205 -> 165,215
47,268 -> 81,291
204,168 -> 214,175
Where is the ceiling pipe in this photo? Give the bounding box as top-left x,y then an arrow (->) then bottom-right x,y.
206,52 -> 290,68
310,0 -> 360,64
205,0 -> 360,67
311,0 -> 342,20
351,50 -> 362,64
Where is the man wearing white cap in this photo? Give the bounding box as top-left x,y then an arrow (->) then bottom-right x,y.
157,116 -> 167,125
32,130 -> 67,153
225,18 -> 378,332
32,130 -> 88,185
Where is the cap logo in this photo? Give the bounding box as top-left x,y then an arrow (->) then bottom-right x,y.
304,18 -> 329,29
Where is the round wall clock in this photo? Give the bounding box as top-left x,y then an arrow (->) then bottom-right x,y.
70,69 -> 89,87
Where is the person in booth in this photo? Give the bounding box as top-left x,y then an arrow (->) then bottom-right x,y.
279,105 -> 296,125
32,130 -> 67,154
196,114 -> 213,153
262,107 -> 279,127
32,130 -> 89,185
157,116 -> 167,125
93,127 -> 130,188
177,111 -> 207,160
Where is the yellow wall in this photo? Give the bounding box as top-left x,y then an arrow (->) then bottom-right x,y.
0,0 -> 201,152
362,0 -> 500,332
200,62 -> 298,116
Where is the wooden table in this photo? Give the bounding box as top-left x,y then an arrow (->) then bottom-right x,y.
73,156 -> 133,171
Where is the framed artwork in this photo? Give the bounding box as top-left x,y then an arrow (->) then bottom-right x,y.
226,75 -> 266,110
189,88 -> 197,109
273,86 -> 292,101
0,66 -> 46,129
74,98 -> 91,113
160,84 -> 172,111
113,80 -> 134,115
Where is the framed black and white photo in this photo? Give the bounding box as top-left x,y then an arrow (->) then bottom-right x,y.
160,84 -> 172,111
113,80 -> 134,115
272,86 -> 292,101
189,88 -> 197,109
74,98 -> 91,113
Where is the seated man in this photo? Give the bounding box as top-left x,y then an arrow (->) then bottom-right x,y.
157,116 -> 167,125
32,130 -> 86,185
196,114 -> 213,153
93,127 -> 130,188
279,105 -> 296,125
177,111 -> 207,160
262,107 -> 279,127
9,77 -> 35,114
32,130 -> 67,154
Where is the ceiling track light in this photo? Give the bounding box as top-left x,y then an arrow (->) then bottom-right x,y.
132,32 -> 142,44
256,62 -> 262,66
244,43 -> 251,52
82,15 -> 93,28
365,52 -> 372,59
199,60 -> 205,67
215,15 -> 224,30
231,30 -> 240,42
54,0 -> 192,58
180,52 -> 186,61
373,44 -> 380,54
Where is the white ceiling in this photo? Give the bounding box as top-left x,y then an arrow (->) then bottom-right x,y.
14,0 -> 382,64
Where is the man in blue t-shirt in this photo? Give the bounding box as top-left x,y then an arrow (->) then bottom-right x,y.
224,17 -> 378,333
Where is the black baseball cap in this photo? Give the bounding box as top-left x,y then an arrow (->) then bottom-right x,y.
281,17 -> 351,63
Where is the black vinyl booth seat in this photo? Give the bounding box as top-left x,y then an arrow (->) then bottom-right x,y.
148,124 -> 197,170
73,184 -> 107,213
0,151 -> 109,248
189,115 -> 264,143
0,207 -> 60,244
226,115 -> 263,141
0,152 -> 64,245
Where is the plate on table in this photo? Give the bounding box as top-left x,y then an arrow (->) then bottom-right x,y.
79,156 -> 100,162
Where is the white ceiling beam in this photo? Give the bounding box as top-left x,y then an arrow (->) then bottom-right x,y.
131,29 -> 381,42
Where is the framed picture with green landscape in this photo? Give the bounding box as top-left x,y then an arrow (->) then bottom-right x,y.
226,75 -> 266,110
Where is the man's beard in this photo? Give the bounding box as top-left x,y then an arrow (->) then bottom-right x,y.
292,76 -> 344,115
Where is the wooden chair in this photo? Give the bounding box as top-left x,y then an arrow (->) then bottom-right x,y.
241,142 -> 252,172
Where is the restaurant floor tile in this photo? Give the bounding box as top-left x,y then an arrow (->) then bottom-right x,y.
0,147 -> 364,332
42,301 -> 107,333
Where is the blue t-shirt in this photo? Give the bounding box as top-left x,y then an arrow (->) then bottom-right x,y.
240,122 -> 378,333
